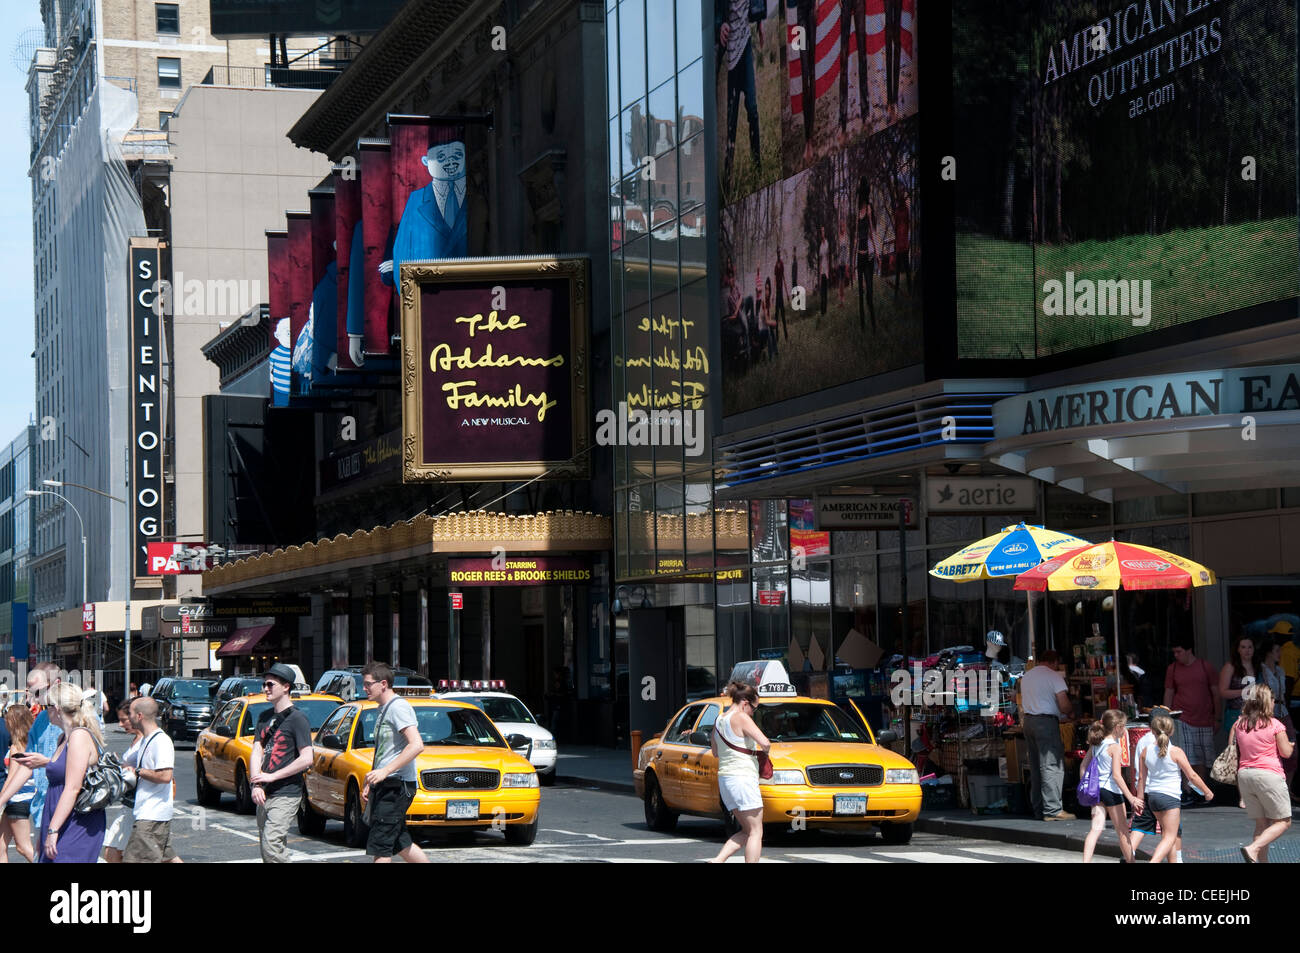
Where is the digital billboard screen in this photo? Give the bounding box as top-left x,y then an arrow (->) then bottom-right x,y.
718,0 -> 922,417
953,0 -> 1298,360
209,0 -> 407,38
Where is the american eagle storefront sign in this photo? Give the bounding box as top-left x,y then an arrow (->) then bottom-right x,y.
401,256 -> 590,481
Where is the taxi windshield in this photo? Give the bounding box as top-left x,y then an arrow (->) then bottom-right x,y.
243,699 -> 342,735
753,703 -> 871,743
462,696 -> 535,725
353,705 -> 507,749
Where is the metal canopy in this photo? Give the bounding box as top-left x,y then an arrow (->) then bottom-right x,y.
987,411 -> 1300,501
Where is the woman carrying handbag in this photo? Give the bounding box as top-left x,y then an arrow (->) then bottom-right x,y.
709,681 -> 772,863
1231,685 -> 1293,863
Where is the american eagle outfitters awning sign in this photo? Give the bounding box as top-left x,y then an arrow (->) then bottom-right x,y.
400,256 -> 590,481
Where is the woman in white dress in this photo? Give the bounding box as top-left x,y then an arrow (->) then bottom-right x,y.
709,681 -> 771,863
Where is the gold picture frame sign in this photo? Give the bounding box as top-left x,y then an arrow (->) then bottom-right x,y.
399,255 -> 590,482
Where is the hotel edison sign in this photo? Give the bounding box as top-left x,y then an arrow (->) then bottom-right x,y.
400,256 -> 590,481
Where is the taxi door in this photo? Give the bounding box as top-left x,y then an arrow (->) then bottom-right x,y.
654,704 -> 706,808
309,706 -> 353,818
678,703 -> 722,813
208,703 -> 243,790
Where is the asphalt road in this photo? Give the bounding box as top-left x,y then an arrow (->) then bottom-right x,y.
5,727 -> 1108,863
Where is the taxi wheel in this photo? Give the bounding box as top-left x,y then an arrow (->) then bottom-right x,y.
234,765 -> 254,815
643,774 -> 678,832
297,795 -> 327,836
344,784 -> 369,849
195,758 -> 221,808
878,822 -> 913,845
504,814 -> 539,846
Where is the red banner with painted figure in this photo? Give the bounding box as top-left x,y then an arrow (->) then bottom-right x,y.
334,163 -> 363,370
309,187 -> 337,383
359,140 -> 393,356
386,115 -> 468,291
285,210 -> 313,394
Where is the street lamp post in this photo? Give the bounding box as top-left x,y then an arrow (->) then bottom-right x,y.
40,480 -> 128,693
25,488 -> 87,672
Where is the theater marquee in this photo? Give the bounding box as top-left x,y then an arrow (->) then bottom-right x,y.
400,256 -> 590,481
447,556 -> 592,586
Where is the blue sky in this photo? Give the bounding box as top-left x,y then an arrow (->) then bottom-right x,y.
0,20 -> 40,447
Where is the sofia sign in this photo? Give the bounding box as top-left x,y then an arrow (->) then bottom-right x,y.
400,256 -> 590,481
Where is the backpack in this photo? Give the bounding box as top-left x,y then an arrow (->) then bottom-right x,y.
1075,749 -> 1101,807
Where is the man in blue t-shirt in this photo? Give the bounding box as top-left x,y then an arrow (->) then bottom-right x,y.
23,664 -> 63,842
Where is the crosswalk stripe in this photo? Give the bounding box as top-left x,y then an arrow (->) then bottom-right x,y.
872,850 -> 989,863
954,845 -> 1041,862
785,852 -> 887,863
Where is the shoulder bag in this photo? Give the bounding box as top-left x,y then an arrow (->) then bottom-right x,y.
73,729 -> 127,814
120,731 -> 161,809
363,700 -> 396,825
1210,720 -> 1239,785
717,716 -> 773,780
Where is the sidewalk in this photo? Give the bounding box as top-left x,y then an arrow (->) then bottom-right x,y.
916,803 -> 1300,862
555,746 -> 1299,861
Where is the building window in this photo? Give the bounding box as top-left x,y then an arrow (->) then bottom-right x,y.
159,111 -> 173,129
157,57 -> 181,90
156,4 -> 180,35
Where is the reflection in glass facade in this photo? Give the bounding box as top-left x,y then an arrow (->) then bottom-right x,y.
605,4 -> 1250,708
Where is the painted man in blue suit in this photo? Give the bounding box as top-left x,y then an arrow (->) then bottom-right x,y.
379,140 -> 468,282
363,139 -> 468,367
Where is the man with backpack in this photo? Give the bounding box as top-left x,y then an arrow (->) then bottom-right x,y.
122,697 -> 182,863
1163,636 -> 1221,802
250,664 -> 314,863
361,661 -> 428,864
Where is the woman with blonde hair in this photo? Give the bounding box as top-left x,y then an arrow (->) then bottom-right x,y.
1081,709 -> 1139,862
1132,713 -> 1213,863
1234,684 -> 1294,863
0,706 -> 38,861
709,681 -> 771,863
12,682 -> 107,862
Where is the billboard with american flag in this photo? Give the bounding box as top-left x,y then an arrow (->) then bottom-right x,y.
718,0 -> 922,417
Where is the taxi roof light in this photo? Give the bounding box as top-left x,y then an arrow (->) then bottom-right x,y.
728,660 -> 797,698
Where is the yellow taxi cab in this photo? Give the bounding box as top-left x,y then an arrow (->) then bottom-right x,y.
195,692 -> 344,814
297,692 -> 541,847
633,661 -> 921,843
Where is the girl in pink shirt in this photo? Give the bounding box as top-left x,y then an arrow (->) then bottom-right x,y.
1233,685 -> 1294,862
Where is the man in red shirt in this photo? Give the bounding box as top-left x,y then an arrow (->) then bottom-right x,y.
1164,636 -> 1221,797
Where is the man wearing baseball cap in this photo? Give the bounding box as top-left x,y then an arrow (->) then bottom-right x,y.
249,663 -> 314,863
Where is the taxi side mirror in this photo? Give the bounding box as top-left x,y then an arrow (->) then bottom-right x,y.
688,730 -> 712,747
320,734 -> 343,751
213,724 -> 234,738
876,729 -> 900,745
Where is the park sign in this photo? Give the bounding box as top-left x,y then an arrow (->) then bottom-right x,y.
400,256 -> 590,481
129,240 -> 166,584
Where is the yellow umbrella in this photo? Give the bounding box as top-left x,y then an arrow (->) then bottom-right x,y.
930,523 -> 1092,658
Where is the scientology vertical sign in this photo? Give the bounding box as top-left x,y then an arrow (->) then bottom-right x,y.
129,240 -> 165,583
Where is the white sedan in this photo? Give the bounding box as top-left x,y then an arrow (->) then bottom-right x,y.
437,690 -> 558,785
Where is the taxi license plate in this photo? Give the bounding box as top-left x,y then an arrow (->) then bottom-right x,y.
834,795 -> 868,816
446,800 -> 479,820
